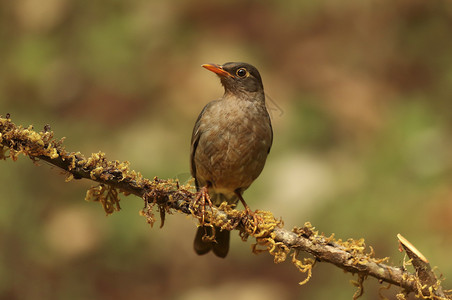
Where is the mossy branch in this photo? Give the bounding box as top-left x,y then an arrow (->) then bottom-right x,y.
0,115 -> 450,299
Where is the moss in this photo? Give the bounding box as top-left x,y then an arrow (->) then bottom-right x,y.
2,116 -> 450,298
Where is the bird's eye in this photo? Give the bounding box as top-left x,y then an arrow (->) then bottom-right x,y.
236,68 -> 247,78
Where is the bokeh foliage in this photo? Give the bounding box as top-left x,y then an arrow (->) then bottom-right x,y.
1,0 -> 452,299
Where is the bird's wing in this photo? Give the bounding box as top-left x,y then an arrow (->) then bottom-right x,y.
266,109 -> 273,154
190,101 -> 217,190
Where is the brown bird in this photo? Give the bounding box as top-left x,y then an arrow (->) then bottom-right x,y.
190,62 -> 273,258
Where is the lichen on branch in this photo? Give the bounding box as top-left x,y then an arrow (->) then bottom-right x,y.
0,115 -> 450,299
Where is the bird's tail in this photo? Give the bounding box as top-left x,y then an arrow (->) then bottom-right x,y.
194,225 -> 230,258
193,191 -> 238,258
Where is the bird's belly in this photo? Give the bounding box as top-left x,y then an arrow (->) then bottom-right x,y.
194,117 -> 271,192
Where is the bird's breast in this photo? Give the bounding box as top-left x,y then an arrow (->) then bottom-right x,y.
194,99 -> 272,193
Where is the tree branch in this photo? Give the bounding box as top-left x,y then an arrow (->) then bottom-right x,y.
0,115 -> 449,299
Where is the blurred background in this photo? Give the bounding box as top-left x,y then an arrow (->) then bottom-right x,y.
1,0 -> 452,299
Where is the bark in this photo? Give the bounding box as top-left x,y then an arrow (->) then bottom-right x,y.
0,116 -> 449,299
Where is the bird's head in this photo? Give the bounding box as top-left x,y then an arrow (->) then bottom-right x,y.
202,62 -> 264,97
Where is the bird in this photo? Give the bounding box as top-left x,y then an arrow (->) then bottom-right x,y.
190,62 -> 273,258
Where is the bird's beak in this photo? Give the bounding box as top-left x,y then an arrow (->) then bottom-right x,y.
202,64 -> 234,78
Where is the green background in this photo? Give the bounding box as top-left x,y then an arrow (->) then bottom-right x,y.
1,0 -> 452,299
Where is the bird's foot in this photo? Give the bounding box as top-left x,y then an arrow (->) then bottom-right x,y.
244,206 -> 262,234
234,191 -> 262,234
193,186 -> 213,225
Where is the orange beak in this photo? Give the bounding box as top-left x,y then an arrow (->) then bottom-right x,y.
202,64 -> 234,78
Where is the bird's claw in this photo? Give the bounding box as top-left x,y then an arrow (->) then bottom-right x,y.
244,207 -> 262,234
193,186 -> 213,225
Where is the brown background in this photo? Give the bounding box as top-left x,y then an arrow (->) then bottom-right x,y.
1,0 -> 452,299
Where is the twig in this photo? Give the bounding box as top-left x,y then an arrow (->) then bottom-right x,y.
397,234 -> 447,299
0,116 -> 450,299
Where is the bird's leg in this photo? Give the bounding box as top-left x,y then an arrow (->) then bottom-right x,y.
234,191 -> 260,233
193,186 -> 213,225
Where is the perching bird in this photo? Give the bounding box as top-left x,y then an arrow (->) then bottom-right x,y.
190,62 -> 273,258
